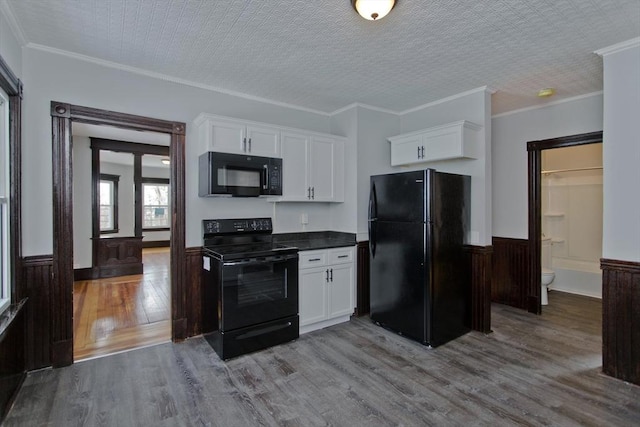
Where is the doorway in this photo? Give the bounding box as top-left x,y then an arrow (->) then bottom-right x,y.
527,131 -> 603,314
72,131 -> 173,360
50,102 -> 186,367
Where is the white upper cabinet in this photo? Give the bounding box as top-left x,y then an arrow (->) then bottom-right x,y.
388,120 -> 482,166
194,114 -> 280,157
194,113 -> 345,202
280,131 -> 344,202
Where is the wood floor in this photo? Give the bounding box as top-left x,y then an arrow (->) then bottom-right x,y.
73,247 -> 171,361
6,292 -> 640,426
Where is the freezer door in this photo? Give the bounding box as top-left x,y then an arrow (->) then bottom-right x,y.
369,220 -> 428,344
370,171 -> 425,223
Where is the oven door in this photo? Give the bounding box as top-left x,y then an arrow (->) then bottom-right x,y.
220,253 -> 298,331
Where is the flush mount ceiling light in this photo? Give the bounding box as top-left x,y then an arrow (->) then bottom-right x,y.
161,158 -> 170,165
352,0 -> 396,21
537,88 -> 556,98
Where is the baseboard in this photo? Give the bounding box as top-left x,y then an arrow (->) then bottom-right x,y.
142,240 -> 170,248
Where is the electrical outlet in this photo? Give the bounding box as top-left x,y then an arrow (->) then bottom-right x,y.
300,213 -> 309,225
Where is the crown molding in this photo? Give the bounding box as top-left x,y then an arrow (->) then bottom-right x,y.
594,37 -> 640,57
398,86 -> 496,115
25,43 -> 334,117
491,91 -> 603,119
330,102 -> 400,116
0,0 -> 28,46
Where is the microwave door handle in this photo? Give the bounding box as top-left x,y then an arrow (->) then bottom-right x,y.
263,165 -> 269,190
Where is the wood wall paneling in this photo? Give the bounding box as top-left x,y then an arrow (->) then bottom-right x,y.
0,298 -> 26,423
356,241 -> 370,317
20,256 -> 53,370
491,237 -> 529,310
601,258 -> 640,386
93,236 -> 143,278
185,247 -> 203,338
466,245 -> 493,333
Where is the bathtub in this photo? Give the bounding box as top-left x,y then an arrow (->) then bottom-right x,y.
550,257 -> 602,299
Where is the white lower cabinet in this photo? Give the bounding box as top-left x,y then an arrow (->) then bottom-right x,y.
299,246 -> 355,334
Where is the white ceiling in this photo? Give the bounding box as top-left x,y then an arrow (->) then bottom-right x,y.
3,0 -> 639,115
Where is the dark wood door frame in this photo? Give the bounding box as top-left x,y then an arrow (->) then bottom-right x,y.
50,101 -> 186,367
527,131 -> 603,314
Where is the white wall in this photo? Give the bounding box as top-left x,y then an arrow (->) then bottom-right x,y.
328,107 -> 358,234
0,10 -> 21,79
398,88 -> 493,246
20,47 -> 339,255
353,106 -> 400,241
72,136 -> 92,269
599,40 -> 640,263
492,93 -> 603,239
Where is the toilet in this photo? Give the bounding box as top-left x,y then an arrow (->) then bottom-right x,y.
541,237 -> 555,305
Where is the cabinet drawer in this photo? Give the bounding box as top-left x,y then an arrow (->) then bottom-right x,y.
300,251 -> 327,268
328,247 -> 354,264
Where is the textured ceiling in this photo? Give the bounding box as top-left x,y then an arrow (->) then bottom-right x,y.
3,0 -> 639,115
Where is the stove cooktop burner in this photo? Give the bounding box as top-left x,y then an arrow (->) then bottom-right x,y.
202,217 -> 298,261
203,242 -> 297,261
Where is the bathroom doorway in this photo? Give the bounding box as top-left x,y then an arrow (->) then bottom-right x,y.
527,131 -> 603,314
540,143 -> 603,301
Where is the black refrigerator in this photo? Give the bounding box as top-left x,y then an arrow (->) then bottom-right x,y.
368,169 -> 471,347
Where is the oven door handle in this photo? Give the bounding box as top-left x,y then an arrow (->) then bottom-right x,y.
223,254 -> 298,267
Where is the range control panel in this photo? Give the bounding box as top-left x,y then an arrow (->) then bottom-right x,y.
203,218 -> 273,235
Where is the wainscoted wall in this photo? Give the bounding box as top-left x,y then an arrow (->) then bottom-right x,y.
356,241 -> 370,317
601,258 -> 640,386
20,256 -> 53,370
0,299 -> 26,422
491,237 -> 529,310
19,249 -> 206,371
467,245 -> 493,333
185,247 -> 204,337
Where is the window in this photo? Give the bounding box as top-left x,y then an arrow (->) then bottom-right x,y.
0,88 -> 10,313
142,179 -> 170,230
99,174 -> 119,233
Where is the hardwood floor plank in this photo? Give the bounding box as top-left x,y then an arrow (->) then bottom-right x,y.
6,292 -> 640,426
73,248 -> 171,360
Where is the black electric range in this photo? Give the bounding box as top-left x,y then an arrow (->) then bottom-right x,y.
201,218 -> 299,360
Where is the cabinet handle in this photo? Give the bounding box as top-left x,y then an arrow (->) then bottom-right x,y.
326,269 -> 329,282
311,187 -> 315,199
243,137 -> 247,152
248,138 -> 252,152
337,255 -> 348,259
309,258 -> 321,262
421,146 -> 425,158
417,146 -> 420,159
330,268 -> 333,282
307,187 -> 311,199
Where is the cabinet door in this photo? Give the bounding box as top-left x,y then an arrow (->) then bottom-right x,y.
281,132 -> 311,200
328,263 -> 354,318
246,125 -> 280,157
309,136 -> 335,201
299,267 -> 328,326
209,120 -> 246,154
390,134 -> 424,166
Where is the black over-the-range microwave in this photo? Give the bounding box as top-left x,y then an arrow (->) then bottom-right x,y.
198,152 -> 283,197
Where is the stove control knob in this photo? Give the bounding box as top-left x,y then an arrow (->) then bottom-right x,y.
251,220 -> 258,230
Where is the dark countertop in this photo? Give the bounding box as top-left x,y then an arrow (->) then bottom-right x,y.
274,231 -> 356,251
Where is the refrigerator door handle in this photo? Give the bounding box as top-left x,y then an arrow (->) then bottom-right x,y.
368,182 -> 378,257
